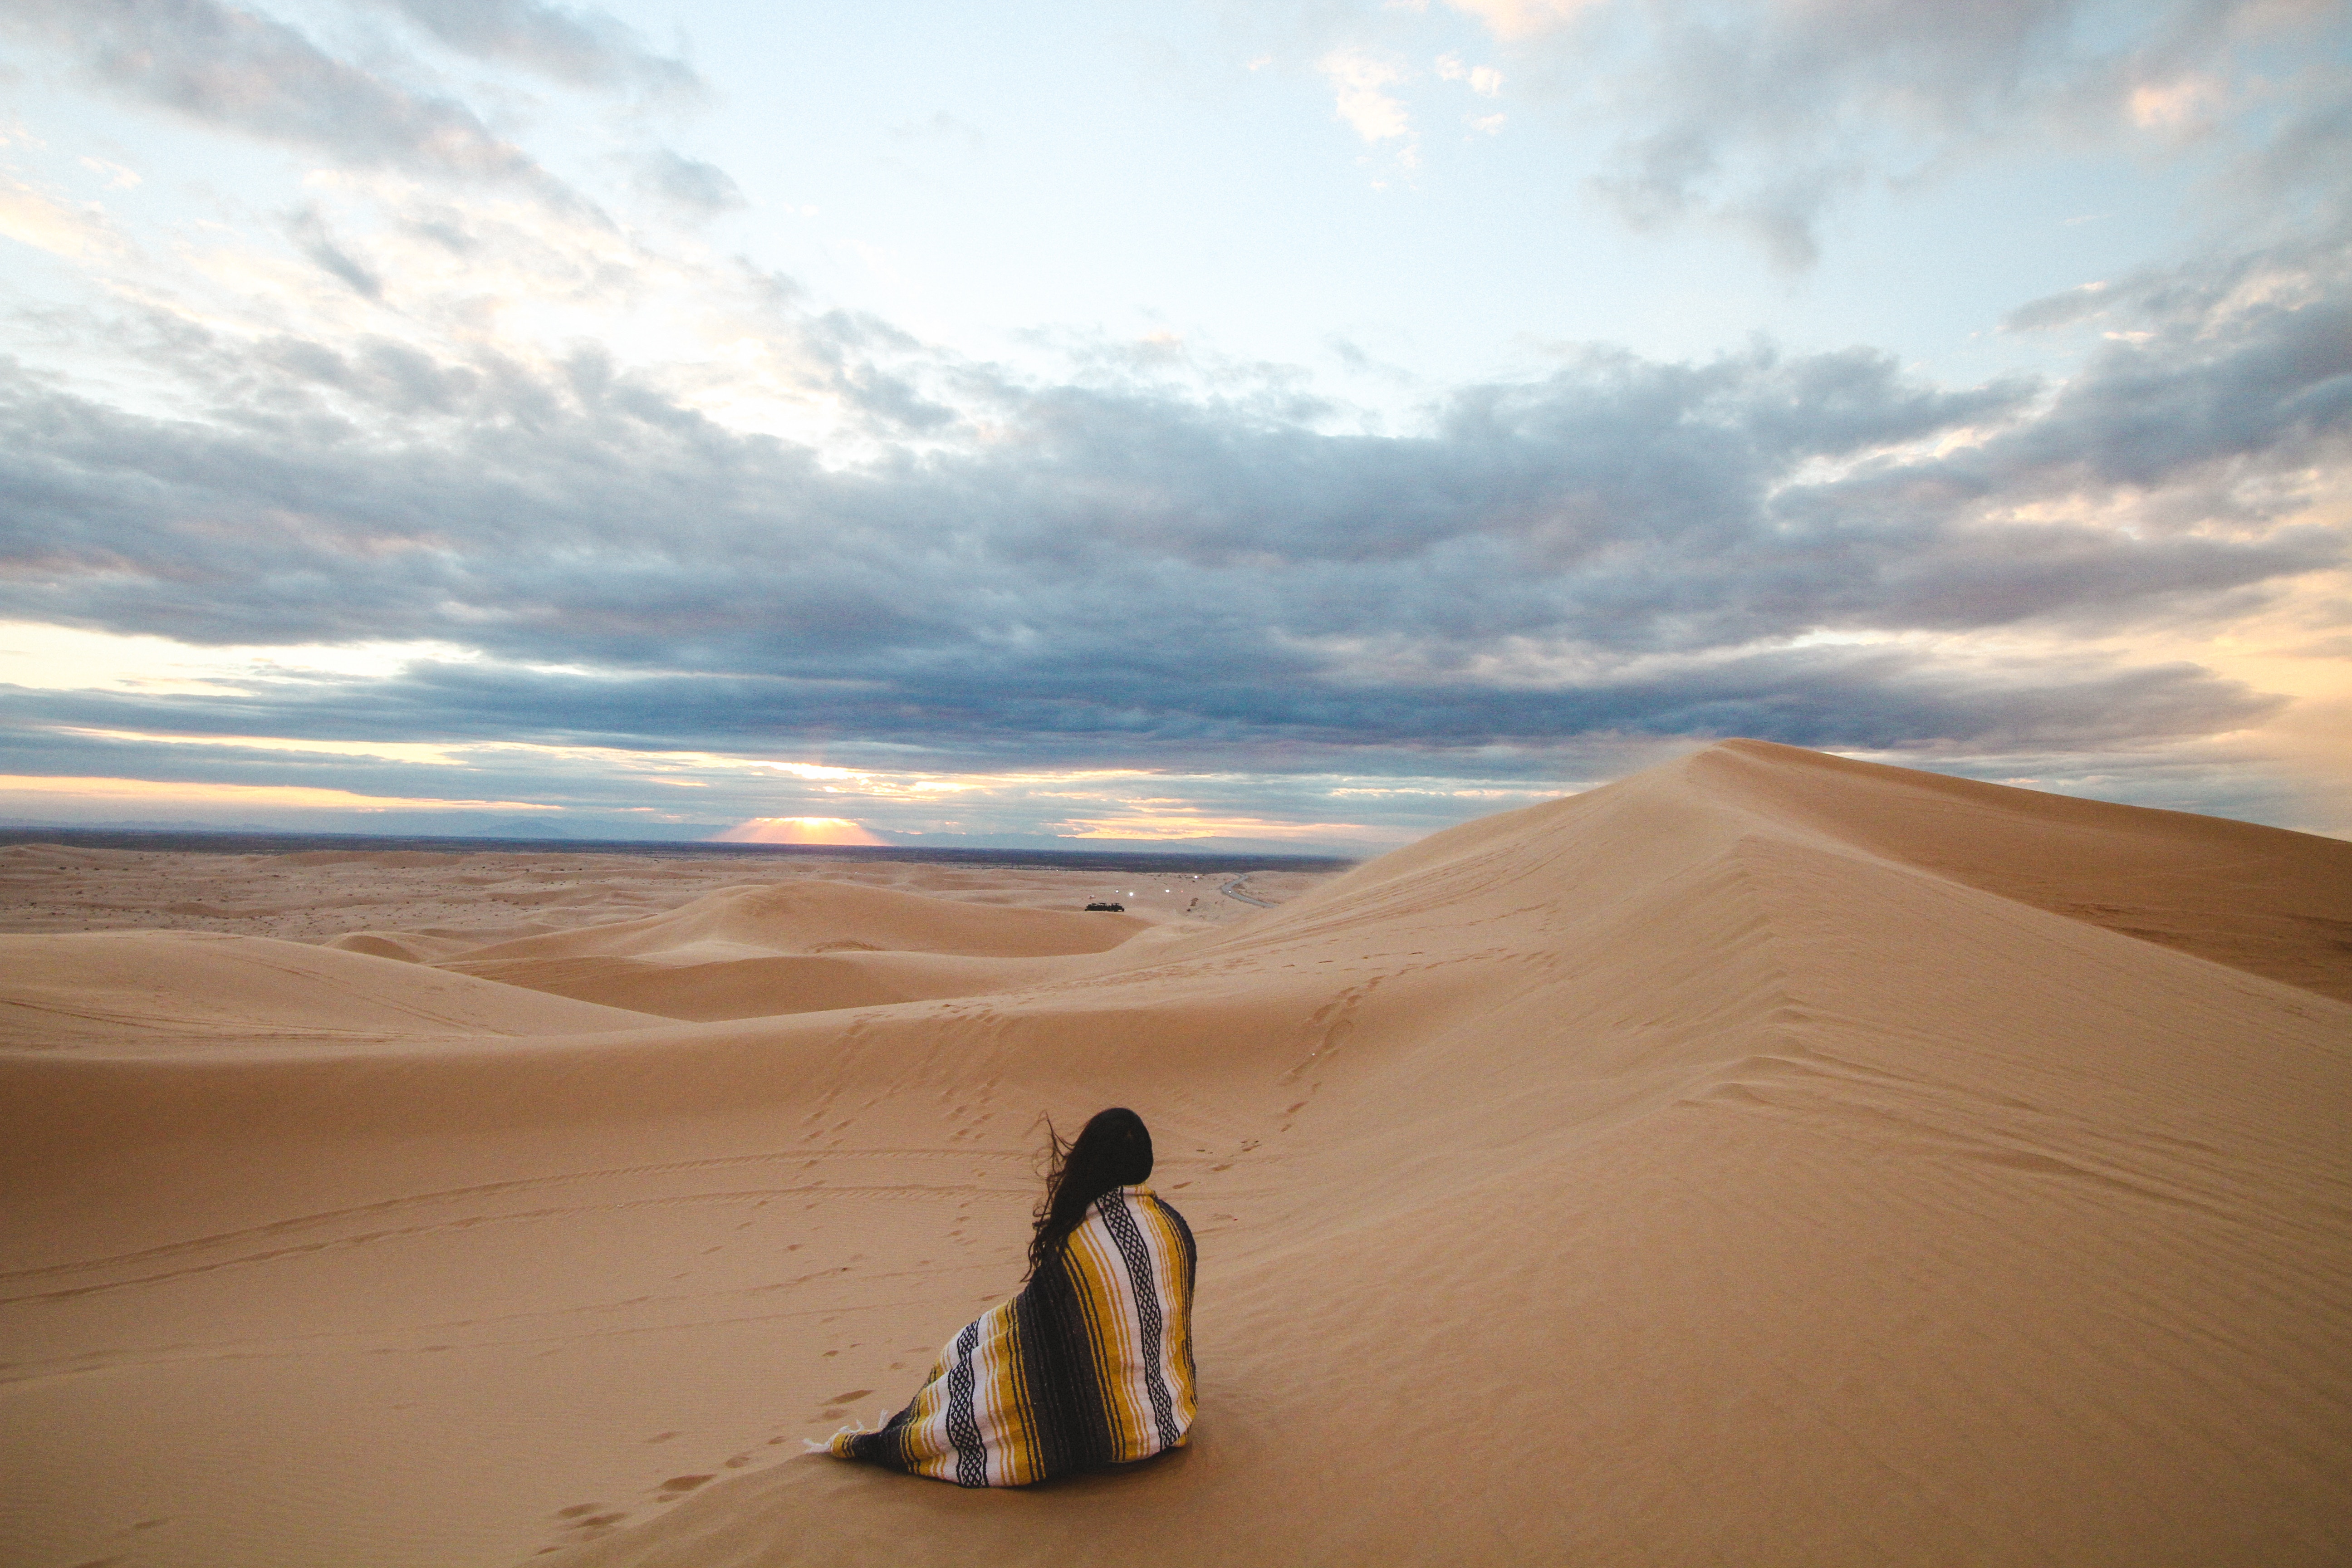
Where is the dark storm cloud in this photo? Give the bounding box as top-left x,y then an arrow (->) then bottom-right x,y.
0,0 -> 578,201
1,225 -> 2341,774
368,0 -> 701,98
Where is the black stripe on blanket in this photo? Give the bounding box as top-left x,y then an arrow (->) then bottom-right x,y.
1016,1247 -> 1117,1473
1098,1191 -> 1181,1449
945,1319 -> 985,1488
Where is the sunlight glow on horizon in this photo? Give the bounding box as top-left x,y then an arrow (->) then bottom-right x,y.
710,816 -> 890,846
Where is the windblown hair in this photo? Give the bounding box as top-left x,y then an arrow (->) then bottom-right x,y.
1027,1107 -> 1155,1278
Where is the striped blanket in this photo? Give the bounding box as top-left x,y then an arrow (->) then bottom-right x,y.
827,1184 -> 1197,1487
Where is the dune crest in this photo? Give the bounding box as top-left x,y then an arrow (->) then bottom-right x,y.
2,741 -> 2347,1568
1698,738 -> 2352,1000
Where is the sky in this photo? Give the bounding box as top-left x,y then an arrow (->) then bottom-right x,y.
0,0 -> 2347,853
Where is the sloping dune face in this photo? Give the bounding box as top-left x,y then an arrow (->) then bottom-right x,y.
2,741 -> 2347,1568
435,880 -> 1152,1021
454,880 -> 1149,964
0,931 -> 664,1052
1690,741 -> 2352,1001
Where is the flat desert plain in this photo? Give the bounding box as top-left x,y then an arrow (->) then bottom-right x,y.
3,739 -> 2349,1567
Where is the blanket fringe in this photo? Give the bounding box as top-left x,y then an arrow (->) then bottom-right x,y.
804,1411 -> 887,1456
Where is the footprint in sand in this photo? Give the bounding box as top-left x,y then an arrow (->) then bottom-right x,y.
554,1504 -> 629,1527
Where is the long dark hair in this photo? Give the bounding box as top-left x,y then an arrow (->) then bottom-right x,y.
1027,1107 -> 1154,1277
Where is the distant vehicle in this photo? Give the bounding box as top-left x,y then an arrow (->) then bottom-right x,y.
1084,901 -> 1126,912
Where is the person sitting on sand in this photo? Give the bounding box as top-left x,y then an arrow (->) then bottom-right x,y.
823,1107 -> 1197,1487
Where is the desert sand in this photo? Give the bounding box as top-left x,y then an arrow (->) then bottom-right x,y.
3,739 -> 2348,1566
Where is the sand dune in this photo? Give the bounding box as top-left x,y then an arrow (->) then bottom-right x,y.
1686,741 -> 2352,1001
423,880 -> 1152,1021
0,930 -> 663,1054
3,740 -> 2348,1568
448,880 -> 1150,964
325,929 -> 500,963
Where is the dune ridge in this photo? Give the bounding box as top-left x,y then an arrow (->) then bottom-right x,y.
2,740 -> 2347,1568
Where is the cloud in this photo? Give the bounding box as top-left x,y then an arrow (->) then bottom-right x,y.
1454,0 -> 2348,266
2127,72 -> 2227,133
0,0 -> 581,203
2001,280 -> 2110,333
0,772 -> 558,812
1435,54 -> 1504,98
78,157 -> 142,190
1445,0 -> 1595,40
0,176 -> 125,261
5,8 -> 2341,844
365,0 -> 702,99
0,7 -> 2345,830
1320,48 -> 1414,147
0,640 -> 2284,794
636,148 -> 745,216
287,204 -> 383,298
1054,810 -> 1379,843
0,222 -> 2340,786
